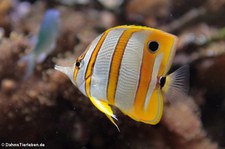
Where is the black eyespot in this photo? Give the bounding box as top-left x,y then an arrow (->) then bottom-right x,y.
76,61 -> 80,67
160,77 -> 166,89
148,41 -> 159,52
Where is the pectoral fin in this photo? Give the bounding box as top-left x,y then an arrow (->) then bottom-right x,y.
161,65 -> 189,103
89,96 -> 120,131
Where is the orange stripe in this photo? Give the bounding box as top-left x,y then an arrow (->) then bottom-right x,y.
73,45 -> 89,83
107,29 -> 139,105
85,31 -> 109,97
73,68 -> 79,83
133,49 -> 153,113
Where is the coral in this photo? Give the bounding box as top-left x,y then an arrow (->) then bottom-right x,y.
162,97 -> 218,148
126,0 -> 171,27
0,32 -> 29,80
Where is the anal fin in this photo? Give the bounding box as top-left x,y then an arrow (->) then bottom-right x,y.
89,96 -> 120,131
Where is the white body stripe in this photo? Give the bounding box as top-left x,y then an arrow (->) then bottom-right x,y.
144,53 -> 163,110
76,35 -> 102,96
115,31 -> 147,111
90,29 -> 126,101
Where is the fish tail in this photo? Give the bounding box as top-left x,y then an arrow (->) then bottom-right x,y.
161,65 -> 190,102
18,53 -> 36,78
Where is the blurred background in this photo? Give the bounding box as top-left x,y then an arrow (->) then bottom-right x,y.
0,0 -> 225,148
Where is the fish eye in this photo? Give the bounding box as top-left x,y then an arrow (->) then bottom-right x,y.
148,41 -> 159,52
76,61 -> 80,67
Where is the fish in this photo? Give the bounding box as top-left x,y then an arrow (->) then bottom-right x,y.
19,9 -> 60,78
55,25 -> 189,130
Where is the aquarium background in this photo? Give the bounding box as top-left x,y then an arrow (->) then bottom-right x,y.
0,0 -> 225,148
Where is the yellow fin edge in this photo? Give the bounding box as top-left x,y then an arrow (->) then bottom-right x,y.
89,96 -> 120,131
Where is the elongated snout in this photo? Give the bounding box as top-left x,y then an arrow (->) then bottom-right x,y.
54,65 -> 75,85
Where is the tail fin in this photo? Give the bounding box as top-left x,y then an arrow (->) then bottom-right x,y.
161,65 -> 190,102
18,53 -> 36,79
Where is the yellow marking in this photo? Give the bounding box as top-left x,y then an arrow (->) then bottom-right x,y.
73,67 -> 79,83
107,28 -> 139,105
113,25 -> 163,32
73,45 -> 89,83
85,31 -> 109,97
128,88 -> 163,124
144,88 -> 163,124
162,37 -> 177,76
162,76 -> 171,93
89,96 -> 119,131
